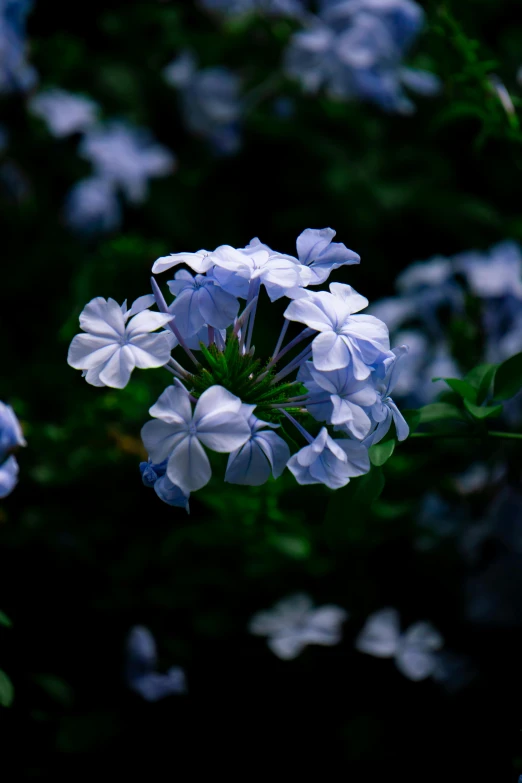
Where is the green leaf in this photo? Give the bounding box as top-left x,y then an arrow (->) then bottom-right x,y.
494,352 -> 522,401
369,439 -> 396,467
0,670 -> 14,707
0,611 -> 12,628
435,378 -> 477,403
401,409 -> 421,434
465,362 -> 498,390
463,399 -> 503,419
418,403 -> 465,423
34,674 -> 74,706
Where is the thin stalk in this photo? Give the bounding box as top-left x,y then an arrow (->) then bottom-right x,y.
408,430 -> 522,441
266,327 -> 314,370
272,319 -> 289,360
245,290 -> 260,353
208,326 -> 215,346
271,346 -> 313,385
168,357 -> 191,379
150,277 -> 200,368
282,410 -> 313,444
233,295 -> 259,338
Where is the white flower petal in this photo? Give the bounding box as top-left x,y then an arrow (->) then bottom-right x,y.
67,333 -> 118,370
149,386 -> 192,425
98,345 -> 135,388
79,296 -> 126,338
129,333 -> 173,369
166,435 -> 212,493
141,421 -> 187,463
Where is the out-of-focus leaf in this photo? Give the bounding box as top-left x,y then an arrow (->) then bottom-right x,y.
0,611 -> 12,628
493,352 -> 522,401
463,400 -> 503,419
0,670 -> 14,707
369,439 -> 395,466
434,377 -> 477,402
418,403 -> 465,423
401,409 -> 421,433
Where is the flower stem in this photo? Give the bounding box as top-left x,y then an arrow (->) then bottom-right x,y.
150,276 -> 200,368
271,346 -> 313,385
272,319 -> 290,360
408,430 -> 522,441
282,410 -> 314,444
266,326 -> 314,370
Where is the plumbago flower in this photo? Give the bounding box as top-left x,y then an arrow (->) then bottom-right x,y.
355,607 -> 444,681
249,593 -> 348,660
28,89 -> 99,138
164,52 -> 242,155
125,626 -> 187,701
68,227 -> 410,510
0,401 -> 26,499
285,0 -> 440,113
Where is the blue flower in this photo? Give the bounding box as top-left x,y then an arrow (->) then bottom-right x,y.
167,269 -> 240,337
164,53 -> 242,155
0,0 -> 37,94
0,401 -> 25,499
287,426 -> 370,489
285,0 -> 440,112
79,122 -> 176,204
249,593 -> 348,660
139,459 -> 190,511
225,407 -> 290,485
125,626 -> 187,701
64,177 -> 122,235
29,89 -> 99,138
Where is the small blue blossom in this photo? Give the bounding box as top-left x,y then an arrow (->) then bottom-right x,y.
355,607 -> 444,681
140,459 -> 190,511
285,0 -> 439,112
0,401 -> 25,499
225,406 -> 290,485
125,626 -> 187,701
68,296 -> 175,389
164,52 -> 242,155
79,122 -> 175,204
64,177 -> 122,235
0,0 -> 37,94
29,89 -> 99,138
287,426 -> 370,489
167,269 -> 240,337
249,593 -> 348,660
284,283 -> 393,377
141,385 -> 252,494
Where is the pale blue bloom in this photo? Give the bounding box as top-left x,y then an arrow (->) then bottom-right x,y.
299,360 -> 376,438
0,455 -> 18,498
212,243 -> 304,301
79,122 -> 175,204
355,607 -> 444,681
0,400 -> 26,460
167,269 -> 239,337
0,401 -> 25,500
363,345 -> 409,444
140,459 -> 190,511
201,0 -> 306,17
249,593 -> 348,660
287,426 -> 370,489
141,385 -> 252,495
286,0 -> 439,112
68,296 -> 175,389
125,626 -> 187,701
164,52 -> 242,155
284,283 -> 392,377
0,0 -> 37,94
64,177 -> 122,235
29,89 -> 99,137
153,249 -> 215,276
225,406 -> 290,485
456,241 -> 522,299
292,227 -> 360,286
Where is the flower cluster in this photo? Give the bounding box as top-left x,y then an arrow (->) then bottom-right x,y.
285,0 -> 440,113
164,52 -> 242,155
0,401 -> 26,498
371,240 -> 522,406
68,227 -> 410,510
0,0 -> 37,95
200,0 -> 306,19
27,87 -> 176,234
